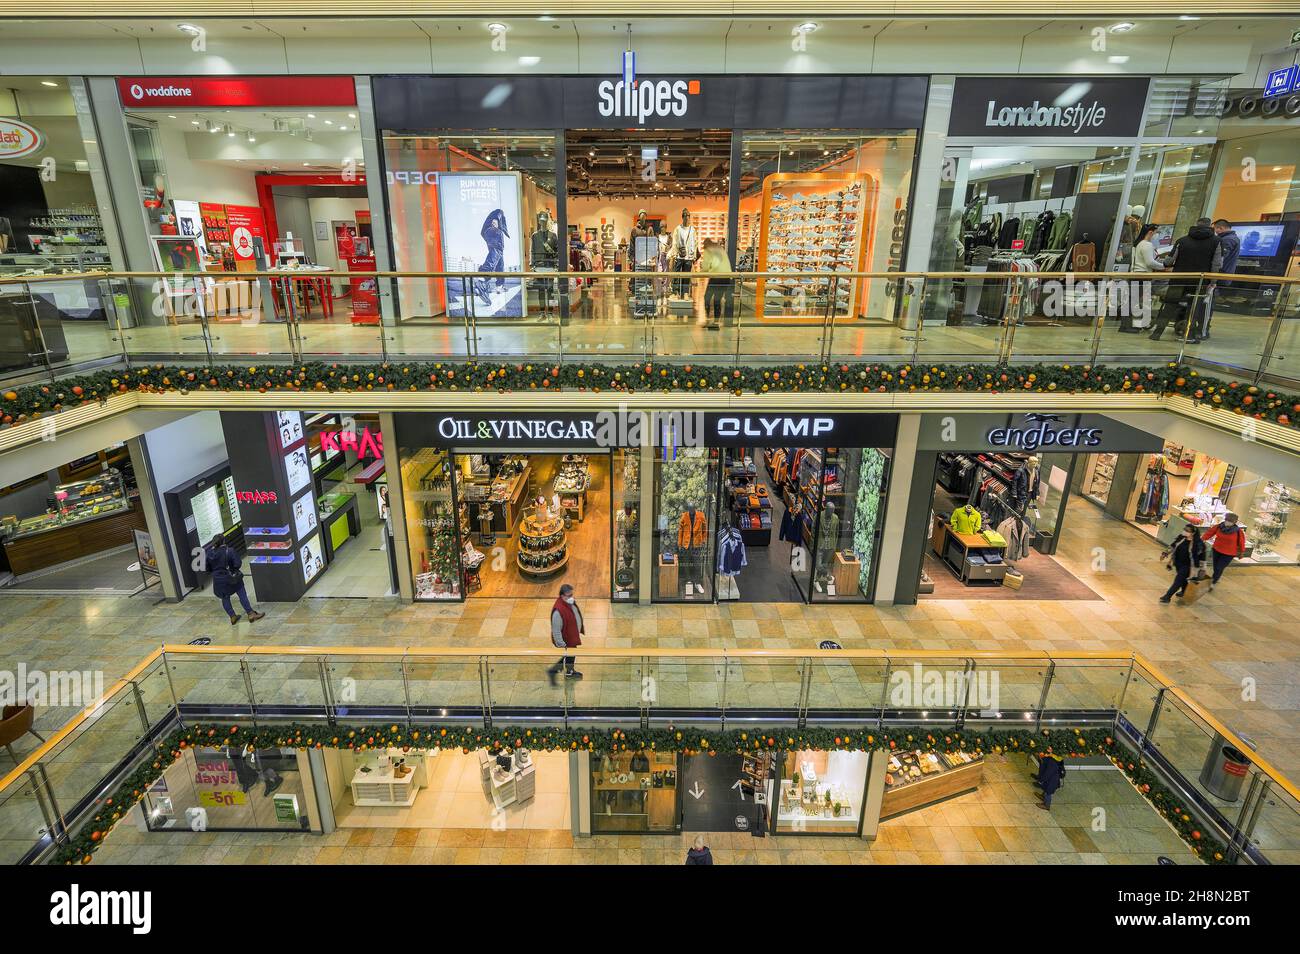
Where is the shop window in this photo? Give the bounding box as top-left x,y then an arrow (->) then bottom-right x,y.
143,745 -> 307,832
776,749 -> 868,834
399,446 -> 462,600
591,750 -> 679,834
1143,77 -> 1227,140
652,446 -> 719,602
739,130 -> 917,322
381,130 -> 558,323
612,448 -> 640,601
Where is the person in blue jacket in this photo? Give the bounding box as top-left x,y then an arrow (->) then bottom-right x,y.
685,835 -> 714,865
1035,751 -> 1066,811
205,533 -> 265,625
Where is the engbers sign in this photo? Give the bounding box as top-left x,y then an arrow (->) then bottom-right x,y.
948,77 -> 1150,138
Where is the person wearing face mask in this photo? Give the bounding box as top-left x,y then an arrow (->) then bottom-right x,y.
548,583 -> 584,683
1202,513 -> 1248,590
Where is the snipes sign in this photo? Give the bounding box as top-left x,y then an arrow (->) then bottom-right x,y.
0,119 -> 43,160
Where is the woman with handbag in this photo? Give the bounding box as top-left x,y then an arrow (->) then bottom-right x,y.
206,533 -> 265,625
1159,526 -> 1206,604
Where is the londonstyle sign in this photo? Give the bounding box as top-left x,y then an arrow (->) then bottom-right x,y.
983,98 -> 1108,133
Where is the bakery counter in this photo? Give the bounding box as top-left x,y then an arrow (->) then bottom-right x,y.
880,749 -> 984,819
1,501 -> 147,576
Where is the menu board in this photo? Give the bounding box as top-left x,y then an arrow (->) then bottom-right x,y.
300,534 -> 325,583
284,447 -> 311,497
277,411 -> 304,449
190,485 -> 226,547
292,492 -> 318,540
221,475 -> 241,527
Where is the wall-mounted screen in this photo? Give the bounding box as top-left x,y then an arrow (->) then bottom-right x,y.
300,533 -> 325,583
284,447 -> 311,497
292,492 -> 318,540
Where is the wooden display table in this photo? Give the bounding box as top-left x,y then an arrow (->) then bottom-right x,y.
831,551 -> 860,597
881,757 -> 983,819
931,520 -> 1008,585
657,553 -> 679,596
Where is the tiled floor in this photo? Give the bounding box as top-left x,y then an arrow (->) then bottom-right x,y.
1,494 -> 1296,864
88,753 -> 1200,865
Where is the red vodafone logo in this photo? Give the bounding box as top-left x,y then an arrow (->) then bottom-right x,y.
116,76 -> 355,108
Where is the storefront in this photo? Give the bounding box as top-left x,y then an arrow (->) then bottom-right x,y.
115,76 -> 379,325
894,412 -> 1165,603
0,442 -> 151,592
1,76 -> 120,373
1079,439 -> 1299,567
922,76 -> 1204,330
393,409 -> 897,605
374,73 -> 926,330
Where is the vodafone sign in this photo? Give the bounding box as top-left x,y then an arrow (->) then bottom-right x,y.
116,76 -> 356,109
0,119 -> 44,160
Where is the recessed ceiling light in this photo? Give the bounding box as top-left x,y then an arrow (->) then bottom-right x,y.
191,120 -> 202,126
324,119 -> 333,125
795,21 -> 820,34
1108,22 -> 1135,33
348,112 -> 357,119
1194,128 -> 1205,135
167,114 -> 177,119
177,23 -> 203,36
246,131 -> 256,143
226,124 -> 236,137
339,125 -> 349,131
1179,15 -> 1201,19
487,22 -> 508,33
41,80 -> 58,88
302,162 -> 310,167
206,120 -> 219,133
306,113 -> 316,119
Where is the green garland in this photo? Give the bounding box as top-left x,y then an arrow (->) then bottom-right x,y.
3,361 -> 1298,430
56,721 -> 1227,866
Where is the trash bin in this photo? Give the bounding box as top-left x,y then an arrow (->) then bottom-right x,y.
1198,734 -> 1254,802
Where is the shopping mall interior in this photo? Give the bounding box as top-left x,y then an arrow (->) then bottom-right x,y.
0,13 -> 1298,886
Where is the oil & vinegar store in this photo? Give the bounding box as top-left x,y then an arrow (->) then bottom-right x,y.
393,410 -> 897,605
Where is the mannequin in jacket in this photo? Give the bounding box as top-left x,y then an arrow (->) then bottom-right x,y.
530,210 -> 558,317
817,501 -> 840,584
951,504 -> 982,535
677,502 -> 708,595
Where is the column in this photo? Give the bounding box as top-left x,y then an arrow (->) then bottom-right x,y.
379,411 -> 414,601
126,436 -> 182,602
874,413 -> 923,605
354,75 -> 396,325
900,75 -> 955,331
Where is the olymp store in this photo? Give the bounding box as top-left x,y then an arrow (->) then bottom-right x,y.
394,410 -> 896,604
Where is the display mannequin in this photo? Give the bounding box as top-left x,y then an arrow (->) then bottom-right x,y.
669,208 -> 699,299
816,501 -> 840,586
530,210 -> 558,317
951,503 -> 982,535
716,513 -> 746,601
676,501 -> 708,597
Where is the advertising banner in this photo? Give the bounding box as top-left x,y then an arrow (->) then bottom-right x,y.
437,172 -> 524,319
117,75 -> 356,109
225,204 -> 268,272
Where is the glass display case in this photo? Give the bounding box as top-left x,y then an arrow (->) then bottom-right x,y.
1,469 -> 130,540
881,748 -> 984,820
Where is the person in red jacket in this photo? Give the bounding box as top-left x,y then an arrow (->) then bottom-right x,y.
1202,513 -> 1248,589
548,583 -> 584,684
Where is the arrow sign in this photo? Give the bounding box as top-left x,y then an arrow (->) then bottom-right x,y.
689,781 -> 705,800
731,779 -> 747,801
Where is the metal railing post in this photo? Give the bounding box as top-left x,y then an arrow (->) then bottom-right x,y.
1253,281 -> 1290,384
956,658 -> 975,728
400,655 -> 413,731
130,680 -> 151,736
1034,662 -> 1055,731
797,658 -> 812,729
1174,278 -> 1205,364
1138,687 -> 1166,772
317,658 -> 336,726
32,763 -> 67,842
639,656 -> 651,731
28,767 -> 64,846
239,657 -> 258,728
719,656 -> 729,732
1225,772 -> 1263,864
478,656 -> 493,730
161,650 -> 184,729
908,277 -> 926,366
1088,277 -> 1110,366
877,659 -> 892,730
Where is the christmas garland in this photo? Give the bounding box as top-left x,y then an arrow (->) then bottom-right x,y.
2,361 -> 1297,430
57,721 -> 1228,866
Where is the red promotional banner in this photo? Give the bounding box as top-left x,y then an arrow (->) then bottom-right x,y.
224,204 -> 268,272
117,76 -> 356,109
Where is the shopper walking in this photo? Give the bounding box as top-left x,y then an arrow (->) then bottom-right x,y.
548,583 -> 584,684
700,238 -> 731,327
1035,751 -> 1065,811
1159,525 -> 1206,603
685,835 -> 714,865
205,533 -> 265,626
1150,218 -> 1222,343
1202,513 -> 1248,589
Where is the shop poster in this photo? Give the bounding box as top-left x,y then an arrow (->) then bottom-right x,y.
437,172 -> 524,319
225,204 -> 268,272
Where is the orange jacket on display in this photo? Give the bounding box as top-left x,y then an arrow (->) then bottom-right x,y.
677,509 -> 708,549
